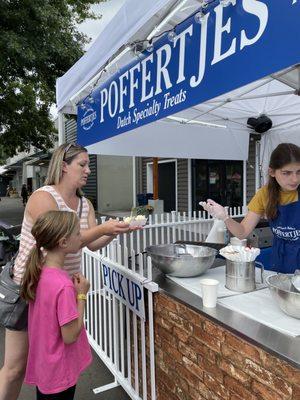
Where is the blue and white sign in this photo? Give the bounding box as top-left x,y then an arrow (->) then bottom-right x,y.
78,0 -> 300,146
101,260 -> 145,320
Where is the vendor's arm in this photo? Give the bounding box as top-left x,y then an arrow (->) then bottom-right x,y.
83,199 -> 127,251
201,187 -> 265,239
224,211 -> 261,239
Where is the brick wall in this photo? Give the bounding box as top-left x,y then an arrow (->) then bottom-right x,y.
154,292 -> 300,400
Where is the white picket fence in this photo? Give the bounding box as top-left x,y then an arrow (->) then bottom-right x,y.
83,207 -> 246,399
99,207 -> 247,255
82,242 -> 158,400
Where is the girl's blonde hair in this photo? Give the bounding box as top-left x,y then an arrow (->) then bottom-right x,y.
45,143 -> 88,197
21,210 -> 79,302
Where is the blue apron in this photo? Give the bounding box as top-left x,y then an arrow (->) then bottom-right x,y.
268,188 -> 300,273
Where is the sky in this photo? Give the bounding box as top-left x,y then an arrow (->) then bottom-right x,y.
78,0 -> 127,49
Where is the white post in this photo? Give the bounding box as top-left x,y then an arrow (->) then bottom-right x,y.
132,156 -> 136,207
188,159 -> 192,214
57,112 -> 65,145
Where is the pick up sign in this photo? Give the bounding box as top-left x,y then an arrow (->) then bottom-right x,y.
101,260 -> 145,320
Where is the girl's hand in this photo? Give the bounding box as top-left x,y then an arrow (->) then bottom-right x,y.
199,199 -> 229,221
73,273 -> 90,295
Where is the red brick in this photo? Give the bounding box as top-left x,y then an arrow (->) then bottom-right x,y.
188,336 -> 217,363
194,325 -> 221,352
219,358 -> 251,385
201,358 -> 223,383
156,293 -> 178,312
224,333 -> 261,363
176,363 -> 202,388
156,368 -> 177,394
198,381 -> 223,400
202,319 -> 225,341
176,301 -> 203,324
182,356 -> 204,380
292,384 -> 300,399
221,343 -> 249,368
252,380 -> 290,400
189,386 -> 207,400
245,359 -> 292,397
174,326 -> 192,343
203,373 -> 230,399
175,385 -> 193,400
162,340 -> 182,363
155,315 -> 173,331
168,311 -> 194,333
224,376 -> 257,400
156,325 -> 177,347
178,341 -> 198,363
260,352 -> 300,386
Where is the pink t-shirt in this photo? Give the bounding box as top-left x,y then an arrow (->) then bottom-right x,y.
25,267 -> 92,394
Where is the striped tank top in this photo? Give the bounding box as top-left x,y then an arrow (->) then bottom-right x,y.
13,185 -> 90,283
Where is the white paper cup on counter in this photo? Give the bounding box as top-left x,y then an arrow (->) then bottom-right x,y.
199,278 -> 219,308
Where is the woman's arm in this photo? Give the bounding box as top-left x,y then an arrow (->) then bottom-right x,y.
27,192 -> 129,248
84,199 -> 125,251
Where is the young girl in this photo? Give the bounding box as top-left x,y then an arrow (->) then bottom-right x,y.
201,142 -> 300,273
21,210 -> 92,399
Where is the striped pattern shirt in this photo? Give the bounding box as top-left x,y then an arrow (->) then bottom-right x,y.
13,185 -> 90,283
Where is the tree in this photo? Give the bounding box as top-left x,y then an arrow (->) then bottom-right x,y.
0,0 -> 106,156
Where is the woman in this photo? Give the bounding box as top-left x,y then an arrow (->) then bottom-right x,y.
0,143 -> 131,400
201,142 -> 300,273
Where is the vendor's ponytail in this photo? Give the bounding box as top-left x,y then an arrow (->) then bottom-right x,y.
266,143 -> 300,220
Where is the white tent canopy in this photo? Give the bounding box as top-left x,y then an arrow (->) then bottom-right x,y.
56,0 -> 300,163
56,0 -> 174,112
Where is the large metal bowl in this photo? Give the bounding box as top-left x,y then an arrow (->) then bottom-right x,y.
266,274 -> 300,319
146,244 -> 217,277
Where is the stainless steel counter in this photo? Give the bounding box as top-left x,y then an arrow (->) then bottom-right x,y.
153,259 -> 300,369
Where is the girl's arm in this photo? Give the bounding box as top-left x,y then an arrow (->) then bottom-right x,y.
224,211 -> 262,239
200,199 -> 262,239
61,274 -> 90,345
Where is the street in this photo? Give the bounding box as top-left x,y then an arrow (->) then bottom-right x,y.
0,196 -> 130,400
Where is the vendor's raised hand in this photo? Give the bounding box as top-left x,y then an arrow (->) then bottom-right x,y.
199,199 -> 229,221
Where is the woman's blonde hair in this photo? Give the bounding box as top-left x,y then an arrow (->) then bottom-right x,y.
21,210 -> 79,302
45,143 -> 88,196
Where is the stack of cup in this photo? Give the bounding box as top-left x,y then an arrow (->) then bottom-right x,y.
199,279 -> 219,308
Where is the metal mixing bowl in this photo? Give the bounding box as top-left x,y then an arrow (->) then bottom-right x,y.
146,244 -> 217,277
266,274 -> 300,319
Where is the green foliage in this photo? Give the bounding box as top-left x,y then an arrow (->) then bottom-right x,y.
0,0 -> 106,156
131,205 -> 154,218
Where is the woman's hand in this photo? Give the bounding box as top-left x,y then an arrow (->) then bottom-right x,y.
102,219 -> 131,235
199,199 -> 229,221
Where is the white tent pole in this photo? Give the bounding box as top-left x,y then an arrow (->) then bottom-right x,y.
188,159 -> 192,214
58,112 -> 65,145
132,156 -> 136,207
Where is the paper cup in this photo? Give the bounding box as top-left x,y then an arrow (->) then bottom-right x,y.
199,278 -> 219,308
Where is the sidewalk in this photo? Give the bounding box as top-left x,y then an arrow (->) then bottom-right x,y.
0,197 -> 131,400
